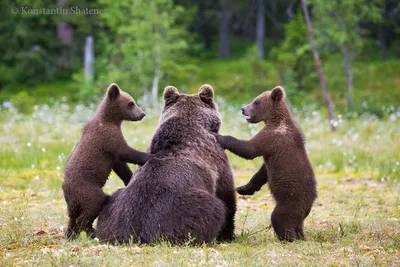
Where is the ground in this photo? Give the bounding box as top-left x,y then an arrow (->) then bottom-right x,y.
0,101 -> 399,266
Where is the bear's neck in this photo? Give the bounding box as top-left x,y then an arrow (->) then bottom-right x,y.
149,117 -> 206,153
94,100 -> 122,125
264,104 -> 294,128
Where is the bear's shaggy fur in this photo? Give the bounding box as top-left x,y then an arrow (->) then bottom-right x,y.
96,85 -> 236,244
62,83 -> 151,239
214,86 -> 317,242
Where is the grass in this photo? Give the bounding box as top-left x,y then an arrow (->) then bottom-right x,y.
0,100 -> 399,266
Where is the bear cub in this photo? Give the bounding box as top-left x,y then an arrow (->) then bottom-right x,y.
62,83 -> 151,239
214,86 -> 317,242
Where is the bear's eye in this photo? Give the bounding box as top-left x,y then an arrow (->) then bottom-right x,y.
254,100 -> 260,106
128,102 -> 135,108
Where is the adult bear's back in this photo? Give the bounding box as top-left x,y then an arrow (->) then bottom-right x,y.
96,157 -> 226,243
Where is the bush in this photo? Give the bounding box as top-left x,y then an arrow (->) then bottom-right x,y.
270,13 -> 318,92
11,91 -> 35,114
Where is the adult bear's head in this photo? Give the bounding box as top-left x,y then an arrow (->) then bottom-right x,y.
161,84 -> 221,133
149,85 -> 221,154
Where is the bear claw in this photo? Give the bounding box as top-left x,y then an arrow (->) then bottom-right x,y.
236,186 -> 256,195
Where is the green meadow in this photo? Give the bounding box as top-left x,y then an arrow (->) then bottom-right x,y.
0,97 -> 399,266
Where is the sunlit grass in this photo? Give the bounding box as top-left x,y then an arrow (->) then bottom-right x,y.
0,101 -> 399,265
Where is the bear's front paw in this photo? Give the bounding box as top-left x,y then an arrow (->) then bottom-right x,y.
209,131 -> 219,138
64,228 -> 78,240
236,185 -> 256,196
210,132 -> 224,144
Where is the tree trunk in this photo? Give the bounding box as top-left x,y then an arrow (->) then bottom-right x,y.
300,0 -> 336,131
56,0 -> 73,69
84,35 -> 94,82
286,0 -> 296,21
341,43 -> 353,109
379,0 -> 390,60
256,0 -> 265,58
151,32 -> 161,106
197,2 -> 213,50
379,26 -> 388,60
242,0 -> 256,39
218,0 -> 232,59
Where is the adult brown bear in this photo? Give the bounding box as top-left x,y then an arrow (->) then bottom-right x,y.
96,85 -> 236,244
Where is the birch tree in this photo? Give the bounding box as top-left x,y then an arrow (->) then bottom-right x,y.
255,0 -> 265,59
311,0 -> 381,108
301,0 -> 336,131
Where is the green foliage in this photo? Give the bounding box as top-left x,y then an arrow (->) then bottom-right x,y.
192,58 -> 280,105
311,0 -> 382,52
310,0 -> 382,108
0,0 -> 59,85
0,0 -> 398,114
9,92 -> 35,113
1,56 -> 398,116
97,0 -> 193,97
71,71 -> 100,103
0,81 -> 80,110
270,12 -> 317,92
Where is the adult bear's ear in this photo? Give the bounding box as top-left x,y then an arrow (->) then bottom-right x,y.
199,84 -> 215,108
271,86 -> 285,101
107,83 -> 121,101
163,86 -> 180,107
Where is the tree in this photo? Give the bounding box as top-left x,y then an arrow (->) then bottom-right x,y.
301,0 -> 336,131
56,0 -> 74,70
84,35 -> 94,82
218,0 -> 232,58
255,0 -> 265,58
99,0 -> 189,104
270,12 -> 317,92
0,0 -> 58,85
378,0 -> 400,59
311,0 -> 381,108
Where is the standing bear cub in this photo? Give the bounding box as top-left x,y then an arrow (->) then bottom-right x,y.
214,86 -> 317,242
62,83 -> 151,239
96,85 -> 237,244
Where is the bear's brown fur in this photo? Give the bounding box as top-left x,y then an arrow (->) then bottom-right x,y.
96,85 -> 237,244
62,83 -> 151,239
214,86 -> 317,242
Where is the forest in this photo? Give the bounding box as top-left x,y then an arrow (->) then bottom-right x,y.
1,0 -> 399,114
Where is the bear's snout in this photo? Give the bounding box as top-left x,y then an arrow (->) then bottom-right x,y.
139,112 -> 146,120
241,106 -> 252,119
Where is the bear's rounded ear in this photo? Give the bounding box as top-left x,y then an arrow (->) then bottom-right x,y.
163,86 -> 180,106
107,83 -> 121,101
199,84 -> 215,107
271,86 -> 285,101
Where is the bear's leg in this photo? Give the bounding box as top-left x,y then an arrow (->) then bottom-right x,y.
75,190 -> 107,238
216,174 -> 237,242
65,206 -> 79,239
75,214 -> 95,238
112,159 -> 133,186
237,164 -> 268,195
304,206 -> 312,219
295,206 -> 311,240
295,221 -> 305,240
271,204 -> 298,242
